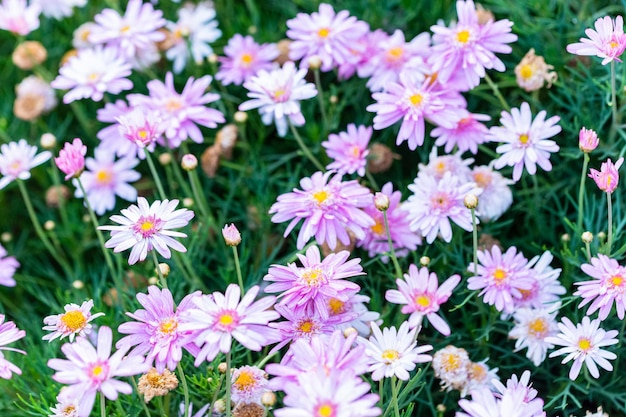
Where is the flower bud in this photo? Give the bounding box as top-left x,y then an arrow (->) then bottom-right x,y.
581,231 -> 593,244
40,133 -> 57,149
72,280 -> 84,289
597,231 -> 606,241
222,224 -> 241,246
213,399 -> 226,414
148,277 -> 158,285
308,55 -> 322,69
44,220 -> 55,231
261,391 -> 276,407
156,263 -> 170,277
158,152 -> 172,166
183,198 -> 194,207
464,194 -> 479,209
561,233 -> 570,243
181,154 -> 198,171
419,256 -> 430,267
374,192 -> 390,211
343,327 -> 358,338
218,362 -> 228,374
0,232 -> 12,243
579,127 -> 599,153
234,111 -> 248,123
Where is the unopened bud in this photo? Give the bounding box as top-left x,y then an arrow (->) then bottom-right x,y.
222,224 -> 241,246
208,54 -> 218,64
581,231 -> 593,244
213,399 -> 226,414
308,55 -> 322,69
329,95 -> 338,104
464,194 -> 479,209
148,277 -> 158,285
82,214 -> 90,223
40,133 -> 57,149
436,404 -> 447,413
419,256 -> 430,267
183,197 -> 194,207
248,25 -> 258,35
343,327 -> 358,338
181,154 -> 198,171
156,263 -> 170,277
374,192 -> 390,211
0,232 -> 11,243
44,220 -> 55,231
561,233 -> 570,243
158,153 -> 172,166
234,111 -> 248,123
597,231 -> 606,241
579,127 -> 599,153
218,362 -> 228,374
261,391 -> 276,407
72,280 -> 84,289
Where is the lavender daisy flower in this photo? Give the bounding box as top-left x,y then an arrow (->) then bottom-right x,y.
264,245 -> 363,320
116,107 -> 163,148
216,34 -> 279,86
328,292 -> 381,336
575,254 -> 626,320
97,100 -> 154,160
491,102 -> 561,182
129,72 -> 225,148
98,197 -> 194,265
403,172 -> 479,243
513,251 -> 565,310
181,284 -> 280,365
386,264 -> 461,336
47,326 -> 149,417
321,124 -> 371,176
0,139 -> 51,190
0,0 -> 40,36
51,46 -> 133,103
117,286 -> 201,373
42,299 -> 105,343
0,244 -> 19,287
567,16 -> 626,65
74,147 -> 140,216
286,3 -> 369,72
269,170 -> 374,250
432,113 -> 491,155
0,315 -> 26,379
458,385 -> 544,417
34,0 -> 85,20
239,61 -> 317,137
546,316 -> 618,380
269,304 -> 339,353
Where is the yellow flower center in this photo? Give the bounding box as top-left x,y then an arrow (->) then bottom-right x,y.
165,98 -> 183,112
470,363 -> 487,381
442,353 -> 461,371
371,220 -> 384,235
578,337 -> 592,352
317,403 -> 335,417
234,370 -> 256,391
159,318 -> 178,335
415,295 -> 431,308
63,405 -> 76,413
219,314 -> 234,326
409,93 -> 423,106
60,310 -> 87,332
493,268 -> 507,283
92,365 -> 104,377
381,349 -> 399,363
312,189 -> 329,205
610,275 -> 624,287
298,319 -> 315,334
120,25 -> 131,34
528,318 -> 548,337
473,171 -> 492,188
88,72 -> 100,82
456,29 -> 471,44
96,169 -> 112,184
318,28 -> 330,38
301,268 -> 323,286
519,64 -> 533,80
328,298 -> 345,315
519,134 -> 530,145
138,130 -> 148,140
610,41 -> 619,49
241,53 -> 253,65
350,145 -> 361,157
140,221 -> 155,233
386,46 -> 404,62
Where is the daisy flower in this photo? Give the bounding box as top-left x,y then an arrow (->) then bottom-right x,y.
457,386 -> 545,417
491,102 -> 561,182
0,0 -> 40,36
514,48 -> 557,92
467,245 -> 535,314
51,46 -> 133,103
575,254 -> 626,320
418,147 -> 474,181
429,0 -> 517,91
33,0 -> 85,20
48,392 -> 81,417
55,138 -> 86,180
546,316 -> 618,380
465,360 -> 499,396
116,107 -> 163,149
231,365 -> 268,405
98,197 -> 194,265
274,368 -> 381,417
386,264 -> 461,336
588,157 -> 623,194
432,113 -> 491,155
321,124 -> 372,176
471,165 -> 513,221
181,284 -> 280,365
403,171 -> 479,244
431,345 -> 471,392
0,315 -> 26,379
286,3 -> 369,72
97,100 -> 154,160
165,1 -> 222,74
366,71 -> 465,150
264,245 -> 363,320
493,370 -> 544,408
269,304 -> 338,353
239,61 -> 317,137
42,300 -> 104,343
128,72 -> 225,148
513,251 -> 565,310
358,321 -> 432,381
47,326 -> 149,417
0,139 -> 51,190
567,16 -> 626,65
327,292 -> 381,336
216,34 -> 279,86
74,147 -> 140,216
0,244 -> 19,287
117,286 -> 201,373
269,170 -> 374,250
579,127 -> 599,153
509,307 -> 559,366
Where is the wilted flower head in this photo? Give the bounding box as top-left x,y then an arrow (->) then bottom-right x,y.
12,40 -> 47,69
567,15 -> 626,65
431,345 -> 471,392
515,48 -> 557,92
579,127 -> 599,153
231,365 -> 268,405
138,368 -> 179,403
589,157 -> 623,193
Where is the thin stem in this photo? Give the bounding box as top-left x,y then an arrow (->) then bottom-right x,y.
288,120 -> 325,171
382,211 -> 402,279
611,60 -> 618,129
391,376 -> 401,417
131,377 -> 152,417
577,153 -> 590,234
365,170 -> 380,191
144,151 -> 167,200
607,192 -> 613,255
379,378 -> 384,407
232,246 -> 244,292
152,250 -> 167,289
483,73 -> 510,111
49,161 -> 70,229
313,68 -> 329,131
177,362 -> 190,417
226,350 -> 232,417
471,207 -> 478,277
100,392 -> 106,417
187,168 -> 211,223
585,241 -> 592,261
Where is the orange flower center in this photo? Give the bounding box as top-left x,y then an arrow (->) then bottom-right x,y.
60,310 -> 87,332
328,298 -> 345,315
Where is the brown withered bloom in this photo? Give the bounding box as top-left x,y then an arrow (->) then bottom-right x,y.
232,402 -> 265,417
367,143 -> 399,174
475,4 -> 494,25
275,39 -> 292,65
201,144 -> 221,178
45,185 -> 70,208
514,49 -> 558,92
137,368 -> 179,403
14,95 -> 45,121
216,124 -> 238,159
12,41 -> 47,70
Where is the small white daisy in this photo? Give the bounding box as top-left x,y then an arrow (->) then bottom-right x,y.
0,139 -> 51,190
509,307 -> 559,366
42,299 -> 104,343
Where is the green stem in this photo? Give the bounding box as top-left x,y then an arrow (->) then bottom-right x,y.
288,120 -> 325,171
391,376 -> 400,417
313,68 -> 329,132
177,363 -> 190,417
49,161 -> 70,229
379,378 -> 384,407
144,151 -> 167,200
471,208 -> 478,277
232,245 -> 244,292
100,392 -> 106,417
585,241 -> 592,261
484,73 -> 510,111
187,168 -> 215,229
131,377 -> 152,416
152,250 -> 167,288
607,192 -> 613,255
611,60 -> 618,130
383,211 -> 402,279
226,350 -> 232,417
365,170 -> 380,191
577,153 -> 590,234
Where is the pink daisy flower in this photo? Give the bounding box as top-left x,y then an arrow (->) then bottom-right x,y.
98,197 -> 194,265
0,139 -> 51,190
55,138 -> 86,180
403,171 -> 479,243
567,16 -> 626,65
467,245 -> 535,314
42,299 -> 105,343
432,113 -> 491,155
429,0 -> 517,91
589,157 -> 623,194
128,73 -> 225,148
181,284 -> 280,365
386,264 -> 460,336
97,101 -> 154,160
239,61 -> 317,137
471,165 -> 513,221
216,34 -> 279,86
579,127 -> 599,153
269,304 -> 339,353
264,245 -> 362,320
546,316 -> 618,380
269,170 -> 374,250
0,0 -> 40,36
0,244 -> 19,287
493,370 -> 544,409
509,307 -> 559,366
116,107 -> 163,149
74,147 -> 140,216
418,147 -> 474,181
327,292 -> 381,336
51,46 -> 133,104
575,254 -> 626,320
357,182 -> 421,262
321,124 -> 371,177
366,71 -> 465,150
47,326 -> 149,417
116,286 -> 201,373
286,3 -> 369,72
491,102 -> 561,182
0,314 -> 26,379
358,321 -> 432,381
